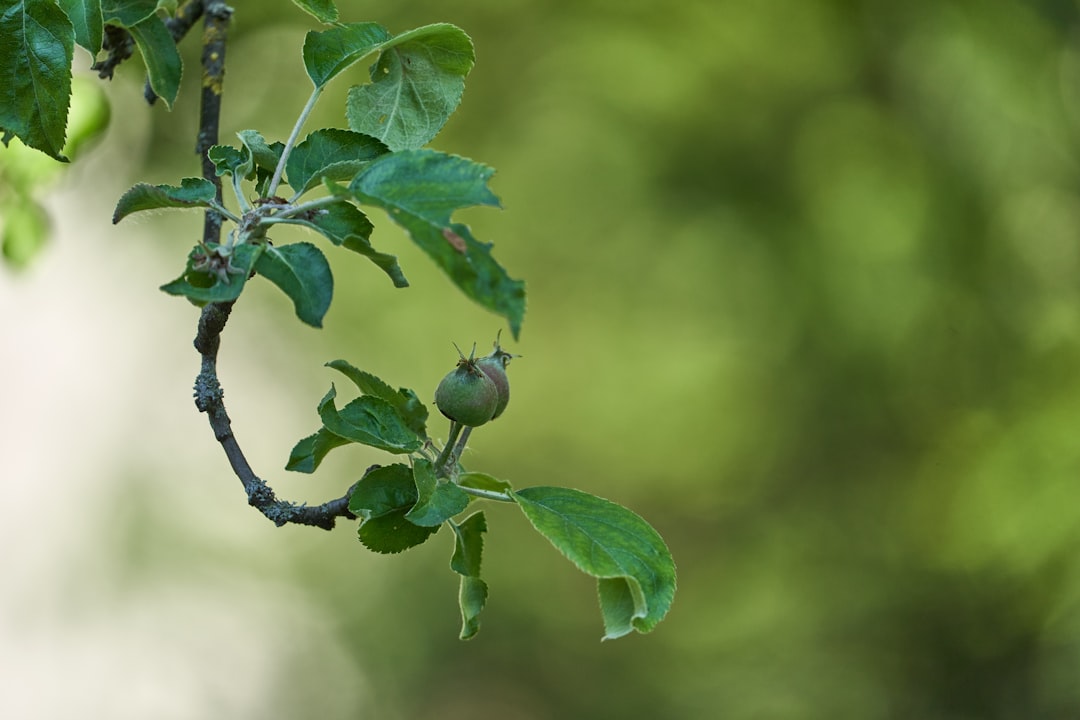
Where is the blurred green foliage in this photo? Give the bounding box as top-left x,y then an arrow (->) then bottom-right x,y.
86,0 -> 1080,717
0,75 -> 110,267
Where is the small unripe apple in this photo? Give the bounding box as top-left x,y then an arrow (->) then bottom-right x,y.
475,336 -> 515,420
435,349 -> 499,427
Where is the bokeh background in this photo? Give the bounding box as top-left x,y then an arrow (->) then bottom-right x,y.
4,0 -> 1080,717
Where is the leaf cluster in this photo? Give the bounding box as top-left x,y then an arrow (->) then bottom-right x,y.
5,0 -> 676,641
112,19 -> 525,335
1,0 -> 181,161
281,355 -> 675,640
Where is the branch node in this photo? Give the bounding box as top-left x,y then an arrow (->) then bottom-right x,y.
193,368 -> 222,411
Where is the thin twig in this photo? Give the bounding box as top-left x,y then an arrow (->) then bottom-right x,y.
197,1 -> 232,246
193,303 -> 360,529
267,87 -> 322,198
189,3 -> 358,530
451,426 -> 473,466
458,485 -> 515,504
91,25 -> 135,80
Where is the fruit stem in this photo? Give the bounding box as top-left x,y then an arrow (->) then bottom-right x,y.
434,420 -> 463,477
458,485 -> 515,503
451,426 -> 473,465
267,86 -> 322,198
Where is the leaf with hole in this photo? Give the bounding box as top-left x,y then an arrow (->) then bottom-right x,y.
349,150 -> 525,338
512,486 -> 677,640
253,242 -> 333,327
346,23 -> 474,151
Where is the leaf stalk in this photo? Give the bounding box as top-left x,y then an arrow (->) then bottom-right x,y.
267,86 -> 323,198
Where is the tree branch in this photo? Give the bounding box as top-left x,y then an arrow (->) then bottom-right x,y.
193,302 -> 360,530
93,1 -> 206,96
188,3 -> 358,531
91,24 -> 135,80
197,1 -> 232,244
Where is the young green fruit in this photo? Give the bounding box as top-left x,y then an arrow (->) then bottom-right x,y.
435,350 -> 499,427
475,337 -> 515,420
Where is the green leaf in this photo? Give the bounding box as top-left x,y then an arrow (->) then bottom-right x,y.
252,242 -> 333,327
325,359 -> 428,436
346,23 -> 474,151
350,150 -> 525,338
405,459 -> 469,527
352,149 -> 499,221
128,13 -> 181,108
450,511 -> 488,640
220,133 -> 286,196
358,512 -> 440,554
458,472 -> 513,495
290,0 -> 337,24
208,130 -> 277,181
450,510 -> 486,577
286,129 -> 388,195
238,129 -> 280,176
160,243 -> 262,304
1,197 -> 49,269
512,487 -> 676,640
597,578 -> 642,641
285,428 -> 350,473
318,385 -> 423,454
348,463 -> 416,518
303,22 -> 391,89
456,576 -> 488,641
207,144 -> 249,178
287,199 -> 408,288
254,153 -> 284,197
100,0 -> 156,27
0,0 -> 74,161
325,358 -> 397,398
113,177 -> 217,223
349,464 -> 439,554
58,0 -> 103,54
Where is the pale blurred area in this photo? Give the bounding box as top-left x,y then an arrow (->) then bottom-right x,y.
5,0 -> 1080,718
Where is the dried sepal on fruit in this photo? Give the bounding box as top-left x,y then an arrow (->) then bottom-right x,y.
475,331 -> 517,420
